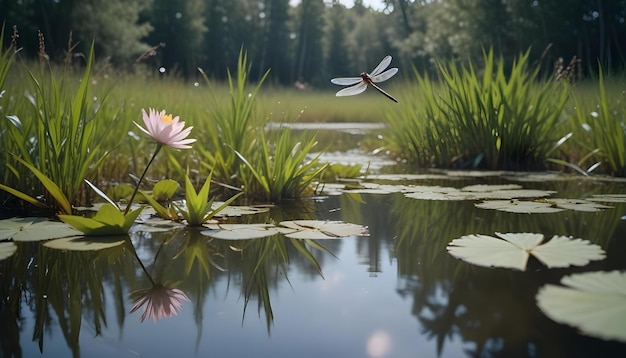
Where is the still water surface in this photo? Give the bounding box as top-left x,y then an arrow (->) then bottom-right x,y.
2,125 -> 626,357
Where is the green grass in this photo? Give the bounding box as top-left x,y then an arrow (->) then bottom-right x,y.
385,49 -> 570,171
2,43 -> 626,213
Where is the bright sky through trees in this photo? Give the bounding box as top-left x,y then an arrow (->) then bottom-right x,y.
290,0 -> 385,11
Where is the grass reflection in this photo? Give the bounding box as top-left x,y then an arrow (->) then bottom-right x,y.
218,234 -> 327,333
31,238 -> 127,356
388,182 -> 626,356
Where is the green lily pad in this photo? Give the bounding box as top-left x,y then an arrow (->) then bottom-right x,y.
475,200 -> 564,213
44,236 -> 126,251
279,220 -> 369,239
210,203 -> 272,217
587,194 -> 626,203
476,198 -> 612,213
0,242 -> 17,260
536,271 -> 626,342
549,198 -> 613,212
201,224 -> 292,240
447,232 -> 605,271
404,184 -> 555,201
0,217 -> 83,242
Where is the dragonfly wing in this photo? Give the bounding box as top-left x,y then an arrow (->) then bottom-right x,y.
335,81 -> 368,97
331,77 -> 362,85
370,55 -> 392,76
371,67 -> 398,83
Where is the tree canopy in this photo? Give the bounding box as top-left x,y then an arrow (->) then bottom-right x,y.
1,0 -> 624,84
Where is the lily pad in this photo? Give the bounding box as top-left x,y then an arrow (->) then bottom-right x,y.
476,198 -> 612,213
587,194 -> 626,203
536,271 -> 626,342
404,184 -> 555,201
447,232 -> 605,271
0,217 -> 83,242
209,203 -> 271,217
475,200 -> 563,213
0,242 -> 17,260
549,198 -> 613,212
279,220 -> 369,239
201,224 -> 293,240
343,182 -> 409,194
44,236 -> 126,251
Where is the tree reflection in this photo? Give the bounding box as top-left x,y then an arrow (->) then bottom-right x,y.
390,187 -> 626,357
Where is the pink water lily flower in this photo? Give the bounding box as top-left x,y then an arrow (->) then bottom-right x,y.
134,108 -> 196,149
130,283 -> 191,322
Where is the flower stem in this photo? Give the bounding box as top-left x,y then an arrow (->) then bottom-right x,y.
125,144 -> 163,215
127,238 -> 156,286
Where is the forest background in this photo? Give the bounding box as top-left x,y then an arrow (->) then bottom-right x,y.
0,0 -> 625,87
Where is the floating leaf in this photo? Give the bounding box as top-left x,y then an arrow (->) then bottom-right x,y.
549,198 -> 612,212
588,194 -> 626,203
343,182 -> 409,194
210,203 -> 271,217
447,232 -> 605,271
462,184 -> 523,192
0,217 -> 83,242
44,236 -> 126,251
475,200 -> 564,213
404,184 -> 555,201
0,242 -> 17,260
536,271 -> 626,342
476,198 -> 612,213
280,220 -> 369,239
201,224 -> 292,240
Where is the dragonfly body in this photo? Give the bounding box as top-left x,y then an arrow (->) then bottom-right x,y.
331,55 -> 398,103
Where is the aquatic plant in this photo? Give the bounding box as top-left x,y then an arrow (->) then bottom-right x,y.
1,42 -> 119,213
197,50 -> 269,185
58,108 -> 195,235
571,70 -> 626,176
386,49 -> 569,170
235,128 -> 328,201
174,174 -> 243,226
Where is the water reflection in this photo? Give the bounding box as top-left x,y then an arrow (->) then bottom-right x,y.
128,238 -> 190,323
1,176 -> 625,357
387,180 -> 626,356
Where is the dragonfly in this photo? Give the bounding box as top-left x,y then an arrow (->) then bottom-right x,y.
331,55 -> 399,103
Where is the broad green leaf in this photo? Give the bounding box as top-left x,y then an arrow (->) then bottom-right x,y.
536,271 -> 626,342
152,179 -> 180,201
13,156 -> 72,215
447,232 -> 605,271
59,204 -> 143,236
140,190 -> 179,220
0,184 -> 48,209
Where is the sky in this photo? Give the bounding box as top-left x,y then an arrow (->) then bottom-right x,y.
289,0 -> 386,11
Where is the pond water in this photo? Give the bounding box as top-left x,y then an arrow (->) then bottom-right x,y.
2,124 -> 626,357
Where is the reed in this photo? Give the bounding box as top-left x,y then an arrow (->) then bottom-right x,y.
386,49 -> 570,171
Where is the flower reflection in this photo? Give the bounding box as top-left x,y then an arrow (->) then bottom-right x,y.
130,283 -> 190,322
